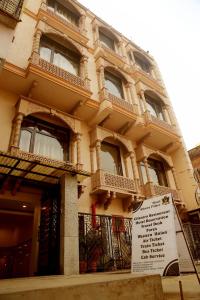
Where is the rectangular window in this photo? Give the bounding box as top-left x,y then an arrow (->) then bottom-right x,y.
47,0 -> 79,26
99,31 -> 115,51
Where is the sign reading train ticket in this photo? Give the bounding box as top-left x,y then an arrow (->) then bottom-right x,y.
131,194 -> 179,276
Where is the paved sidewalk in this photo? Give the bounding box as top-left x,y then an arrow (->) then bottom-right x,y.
162,274 -> 200,300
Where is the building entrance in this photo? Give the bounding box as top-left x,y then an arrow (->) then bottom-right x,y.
0,182 -> 60,279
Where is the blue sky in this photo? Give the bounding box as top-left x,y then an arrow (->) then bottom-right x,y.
80,0 -> 200,150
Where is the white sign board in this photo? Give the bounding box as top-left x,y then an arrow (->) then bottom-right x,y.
131,194 -> 179,276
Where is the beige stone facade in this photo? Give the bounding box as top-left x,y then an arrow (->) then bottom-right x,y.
0,0 -> 198,278
188,145 -> 200,222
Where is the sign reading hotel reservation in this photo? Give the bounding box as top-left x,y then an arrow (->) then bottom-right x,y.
131,194 -> 179,276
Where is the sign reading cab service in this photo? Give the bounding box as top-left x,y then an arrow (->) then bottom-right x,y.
131,194 -> 179,276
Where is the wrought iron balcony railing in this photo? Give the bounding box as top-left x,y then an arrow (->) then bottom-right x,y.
0,0 -> 23,20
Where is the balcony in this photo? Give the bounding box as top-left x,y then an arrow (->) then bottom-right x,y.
26,52 -> 92,112
140,111 -> 180,151
91,88 -> 138,133
94,40 -> 125,69
99,88 -> 137,114
38,2 -> 88,46
91,169 -> 136,197
145,112 -> 177,133
132,67 -> 164,95
31,53 -> 88,89
141,182 -> 183,206
0,0 -> 23,28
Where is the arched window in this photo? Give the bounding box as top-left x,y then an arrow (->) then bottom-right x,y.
105,71 -> 124,99
101,142 -> 123,175
47,0 -> 79,27
145,95 -> 165,121
133,52 -> 151,74
140,158 -> 168,187
39,36 -> 80,75
19,117 -> 70,161
99,30 -> 115,51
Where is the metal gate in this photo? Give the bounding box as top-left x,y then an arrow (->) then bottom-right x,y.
183,223 -> 200,261
79,213 -> 132,273
38,185 -> 60,275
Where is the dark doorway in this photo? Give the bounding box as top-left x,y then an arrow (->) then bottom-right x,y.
37,185 -> 60,275
0,200 -> 34,279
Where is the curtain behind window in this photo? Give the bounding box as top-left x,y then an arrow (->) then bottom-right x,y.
34,132 -> 63,161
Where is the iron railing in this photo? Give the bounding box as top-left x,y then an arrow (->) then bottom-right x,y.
0,0 -> 23,19
79,213 -> 132,273
183,223 -> 200,261
79,214 -> 200,274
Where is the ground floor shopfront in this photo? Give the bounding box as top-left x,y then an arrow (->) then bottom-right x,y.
0,151 -> 85,279
0,152 -> 199,279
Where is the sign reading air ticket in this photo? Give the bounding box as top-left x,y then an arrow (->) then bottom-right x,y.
131,193 -> 179,276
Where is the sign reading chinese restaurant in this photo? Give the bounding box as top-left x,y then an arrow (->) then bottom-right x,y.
131,194 -> 179,276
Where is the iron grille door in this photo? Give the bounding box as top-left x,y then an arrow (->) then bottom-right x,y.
38,185 -> 60,275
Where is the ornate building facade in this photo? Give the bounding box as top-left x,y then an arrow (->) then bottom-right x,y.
0,0 -> 198,278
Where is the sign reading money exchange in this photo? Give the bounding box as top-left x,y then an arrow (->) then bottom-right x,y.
131,194 -> 179,276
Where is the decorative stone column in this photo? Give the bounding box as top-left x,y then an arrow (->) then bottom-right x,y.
60,173 -> 79,275
143,157 -> 151,183
80,56 -> 90,89
33,29 -> 42,54
124,154 -> 129,178
96,140 -> 101,170
129,152 -> 139,193
79,14 -> 87,35
70,136 -> 76,165
163,107 -> 170,123
93,23 -> 99,43
166,105 -> 175,126
90,146 -> 95,174
172,167 -> 180,190
119,40 -> 127,61
140,90 -> 148,112
76,133 -> 83,170
98,65 -> 105,90
127,82 -> 138,105
11,112 -> 24,151
128,51 -> 135,65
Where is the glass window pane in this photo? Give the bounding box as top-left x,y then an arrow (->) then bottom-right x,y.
56,2 -> 78,26
47,0 -> 54,11
146,101 -> 157,118
34,132 -> 64,161
148,159 -> 168,186
149,167 -> 160,185
135,55 -> 150,73
19,130 -> 31,152
140,163 -> 147,184
40,46 -> 51,62
105,73 -> 123,99
101,142 -> 122,175
53,51 -> 78,75
99,31 -> 115,50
